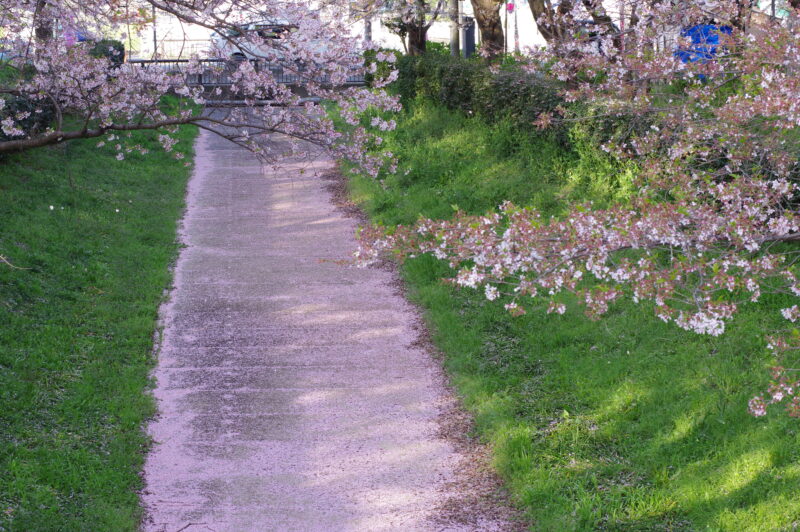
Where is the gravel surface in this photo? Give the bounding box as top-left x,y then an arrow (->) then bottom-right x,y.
140,130 -> 522,532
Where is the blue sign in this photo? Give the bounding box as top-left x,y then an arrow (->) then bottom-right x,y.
674,24 -> 733,64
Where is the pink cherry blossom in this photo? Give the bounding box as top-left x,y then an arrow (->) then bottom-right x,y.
0,0 -> 400,177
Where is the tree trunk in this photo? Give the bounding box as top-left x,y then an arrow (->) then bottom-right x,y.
408,0 -> 429,56
580,0 -> 621,48
529,0 -> 573,44
470,0 -> 504,57
34,0 -> 53,42
531,0 -> 626,49
449,0 -> 460,56
408,25 -> 428,55
732,0 -> 753,31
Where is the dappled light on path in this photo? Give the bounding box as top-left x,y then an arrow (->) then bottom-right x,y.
140,131 -> 514,531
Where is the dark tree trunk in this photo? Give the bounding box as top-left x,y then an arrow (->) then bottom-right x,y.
408,25 -> 428,55
529,0 -> 573,44
469,0 -> 504,57
732,0 -> 753,31
408,0 -> 430,56
34,0 -> 53,42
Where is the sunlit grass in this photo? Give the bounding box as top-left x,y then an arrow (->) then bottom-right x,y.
344,99 -> 800,530
0,120 -> 197,530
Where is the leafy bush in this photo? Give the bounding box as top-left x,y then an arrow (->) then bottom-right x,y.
88,39 -> 125,68
392,53 -> 634,202
363,48 -> 402,88
559,104 -> 648,201
395,54 -> 563,129
395,54 -> 479,110
394,53 -> 426,103
0,95 -> 56,142
425,41 -> 450,56
566,119 -> 637,202
435,56 -> 489,113
474,69 -> 562,129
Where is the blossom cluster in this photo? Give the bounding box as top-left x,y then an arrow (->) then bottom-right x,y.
357,194 -> 792,337
749,364 -> 800,418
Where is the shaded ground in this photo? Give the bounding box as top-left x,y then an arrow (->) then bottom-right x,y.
141,130 -> 520,531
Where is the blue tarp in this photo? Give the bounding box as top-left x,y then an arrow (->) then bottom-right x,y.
674,24 -> 733,64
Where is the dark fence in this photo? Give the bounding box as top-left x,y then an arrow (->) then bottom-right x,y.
128,58 -> 365,87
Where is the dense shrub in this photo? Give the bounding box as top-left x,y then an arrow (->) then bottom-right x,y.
88,39 -> 125,68
0,95 -> 56,142
392,53 -> 635,202
394,53 -> 424,103
395,54 -> 562,129
434,57 -> 488,113
475,70 -> 562,129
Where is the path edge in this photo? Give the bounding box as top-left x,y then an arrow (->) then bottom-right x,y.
321,167 -> 528,531
136,128 -> 209,532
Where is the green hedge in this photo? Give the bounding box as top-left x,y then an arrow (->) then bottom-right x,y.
392,53 -> 639,203
395,54 -> 563,130
0,95 -> 56,142
88,39 -> 125,68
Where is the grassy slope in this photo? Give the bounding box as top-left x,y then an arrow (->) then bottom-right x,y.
0,124 -> 196,530
347,99 -> 800,531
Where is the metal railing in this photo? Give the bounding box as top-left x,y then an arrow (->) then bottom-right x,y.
127,58 -> 365,87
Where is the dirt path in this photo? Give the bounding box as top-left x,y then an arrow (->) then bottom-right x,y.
141,130 -> 519,531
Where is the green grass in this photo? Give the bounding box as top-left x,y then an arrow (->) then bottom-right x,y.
351,101 -> 575,224
346,99 -> 800,530
0,122 -> 197,530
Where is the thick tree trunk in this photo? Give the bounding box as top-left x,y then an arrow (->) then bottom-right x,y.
408,0 -> 430,56
408,25 -> 428,55
470,0 -> 504,57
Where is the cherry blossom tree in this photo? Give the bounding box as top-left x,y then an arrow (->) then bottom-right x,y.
382,0 -> 446,55
528,0 -> 621,46
0,0 -> 400,173
527,0 -> 771,50
358,0 -> 800,417
469,0 -> 504,56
